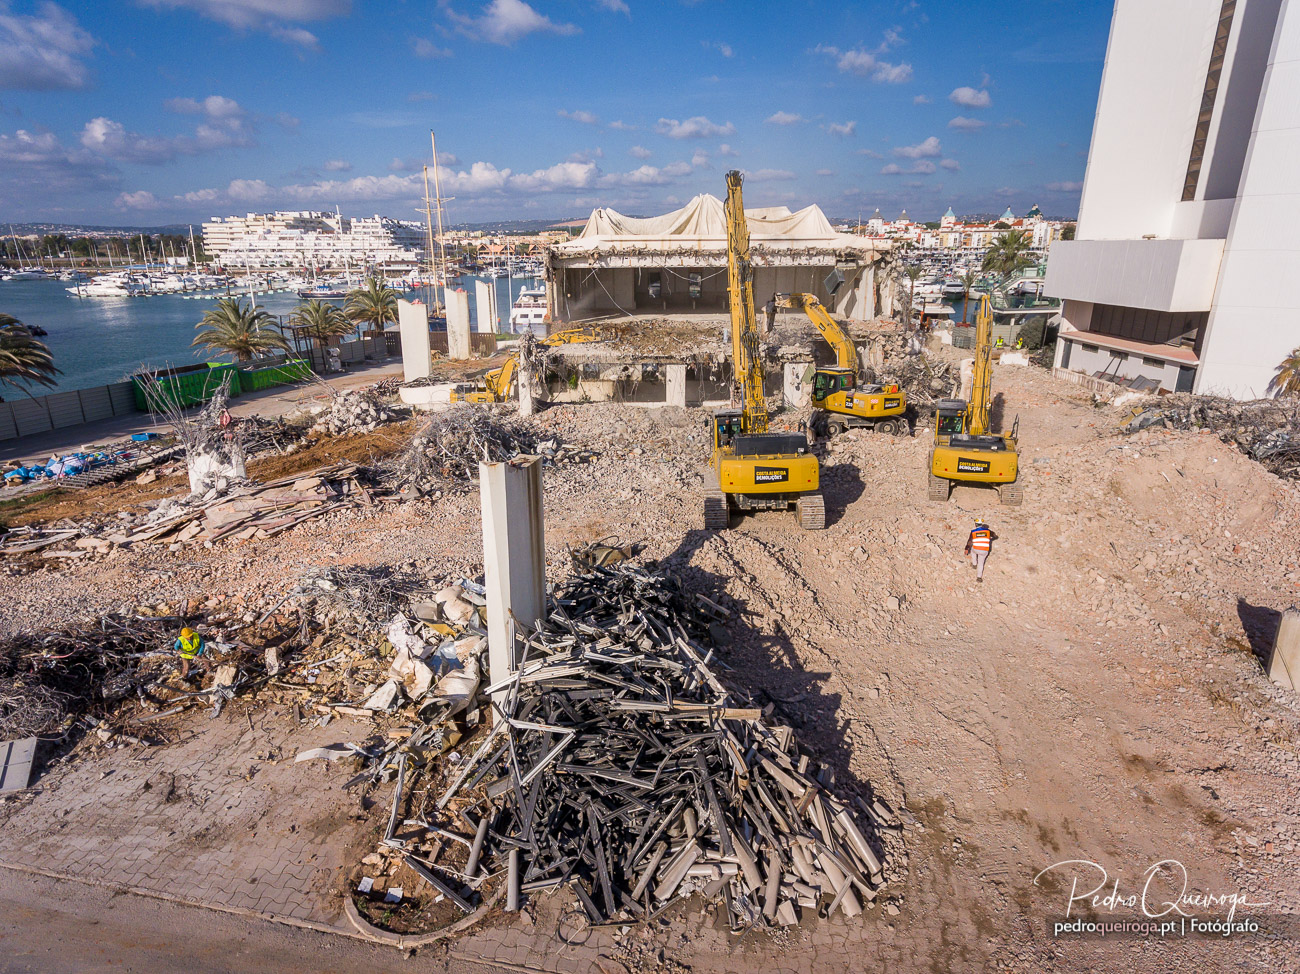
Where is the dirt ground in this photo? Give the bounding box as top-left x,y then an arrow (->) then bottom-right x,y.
2,350 -> 1298,973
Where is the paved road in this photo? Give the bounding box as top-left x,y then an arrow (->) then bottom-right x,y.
0,868 -> 502,974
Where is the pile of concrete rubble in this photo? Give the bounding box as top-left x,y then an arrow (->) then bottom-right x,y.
312,389 -> 400,435
1122,393 -> 1300,480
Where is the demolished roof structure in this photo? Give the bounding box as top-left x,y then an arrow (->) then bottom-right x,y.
544,194 -> 897,324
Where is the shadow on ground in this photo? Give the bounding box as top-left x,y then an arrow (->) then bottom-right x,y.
1237,598 -> 1282,666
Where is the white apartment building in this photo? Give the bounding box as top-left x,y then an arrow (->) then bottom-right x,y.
202,210 -> 426,269
1045,0 -> 1299,397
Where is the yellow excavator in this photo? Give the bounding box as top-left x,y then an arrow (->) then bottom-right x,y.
448,327 -> 605,403
777,292 -> 908,437
704,171 -> 824,531
928,294 -> 1022,505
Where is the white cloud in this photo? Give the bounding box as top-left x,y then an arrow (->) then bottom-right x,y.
227,177 -> 271,201
690,148 -> 709,168
1047,180 -> 1083,192
323,159 -> 351,171
594,0 -> 629,13
558,108 -> 599,125
80,117 -> 182,164
702,40 -> 733,57
444,0 -> 579,45
814,168 -> 833,176
655,116 -> 735,139
628,144 -> 651,159
608,119 -> 635,131
939,158 -> 960,171
748,168 -> 795,182
949,86 -> 991,108
718,143 -> 738,157
408,90 -> 435,102
826,120 -> 856,137
180,186 -> 220,203
765,111 -> 804,126
912,94 -> 931,105
412,36 -> 453,58
893,136 -> 941,159
165,94 -> 245,118
817,44 -> 912,84
116,189 -> 159,209
510,160 -> 597,191
138,0 -> 352,48
948,115 -> 986,131
0,2 -> 95,91
881,160 -> 936,176
856,148 -> 883,159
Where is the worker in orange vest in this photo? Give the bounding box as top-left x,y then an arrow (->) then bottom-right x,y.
964,519 -> 997,582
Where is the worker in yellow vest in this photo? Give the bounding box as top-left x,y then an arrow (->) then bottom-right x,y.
964,520 -> 997,582
174,626 -> 206,678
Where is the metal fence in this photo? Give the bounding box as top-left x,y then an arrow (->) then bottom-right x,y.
0,381 -> 137,441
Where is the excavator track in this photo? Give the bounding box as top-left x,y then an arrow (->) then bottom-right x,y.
928,474 -> 950,503
703,492 -> 730,531
796,493 -> 826,531
1000,484 -> 1024,506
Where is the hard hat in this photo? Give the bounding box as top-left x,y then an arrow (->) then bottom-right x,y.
181,627 -> 195,638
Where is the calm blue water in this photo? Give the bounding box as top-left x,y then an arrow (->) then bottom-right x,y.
0,274 -> 540,393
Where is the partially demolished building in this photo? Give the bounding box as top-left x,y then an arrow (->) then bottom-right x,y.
544,194 -> 895,324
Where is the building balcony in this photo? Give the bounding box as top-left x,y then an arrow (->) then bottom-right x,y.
1043,238 -> 1225,312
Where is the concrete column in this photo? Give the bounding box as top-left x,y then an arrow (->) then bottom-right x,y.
784,362 -> 811,408
397,298 -> 431,383
666,364 -> 687,407
1267,608 -> 1300,691
518,363 -> 537,417
479,456 -> 546,721
447,288 -> 471,359
475,279 -> 498,334
959,358 -> 974,401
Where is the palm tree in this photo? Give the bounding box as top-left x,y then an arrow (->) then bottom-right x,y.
290,299 -> 352,348
1269,347 -> 1300,398
0,314 -> 59,390
192,297 -> 289,362
982,229 -> 1033,282
344,277 -> 398,337
959,269 -> 979,323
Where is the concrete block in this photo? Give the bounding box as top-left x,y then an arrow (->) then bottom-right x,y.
666,364 -> 687,407
397,299 -> 431,383
479,457 -> 545,721
1266,608 -> 1300,691
475,279 -> 498,334
447,289 -> 472,359
783,362 -> 811,408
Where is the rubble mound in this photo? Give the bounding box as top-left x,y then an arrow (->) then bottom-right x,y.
1122,393 -> 1300,481
314,389 -> 396,436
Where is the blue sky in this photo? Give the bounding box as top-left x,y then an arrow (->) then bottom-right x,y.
0,0 -> 1112,226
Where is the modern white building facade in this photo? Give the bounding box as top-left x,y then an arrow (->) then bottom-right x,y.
1045,0 -> 1299,397
202,210 -> 426,269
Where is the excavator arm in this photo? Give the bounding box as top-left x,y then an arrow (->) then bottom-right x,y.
968,294 -> 993,436
778,292 -> 858,372
725,170 -> 768,435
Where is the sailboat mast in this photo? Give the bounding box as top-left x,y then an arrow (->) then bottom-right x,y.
422,164 -> 436,309
429,131 -> 449,315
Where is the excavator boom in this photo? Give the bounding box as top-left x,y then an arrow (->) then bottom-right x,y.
968,295 -> 993,436
724,170 -> 768,435
781,293 -> 858,372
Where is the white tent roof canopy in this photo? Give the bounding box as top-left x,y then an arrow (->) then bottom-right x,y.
552,193 -> 886,254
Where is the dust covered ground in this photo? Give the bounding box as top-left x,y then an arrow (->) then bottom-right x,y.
1,354 -> 1298,973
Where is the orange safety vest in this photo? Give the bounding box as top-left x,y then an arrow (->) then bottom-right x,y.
969,528 -> 992,551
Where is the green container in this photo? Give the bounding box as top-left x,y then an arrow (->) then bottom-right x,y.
132,363 -> 242,412
237,358 -> 313,392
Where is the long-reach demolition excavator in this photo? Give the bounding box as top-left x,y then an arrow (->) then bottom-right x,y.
776,292 -> 908,437
928,293 -> 1022,505
704,171 -> 824,531
449,327 -> 605,404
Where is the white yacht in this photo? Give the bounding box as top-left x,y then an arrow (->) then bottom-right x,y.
69,273 -> 147,298
509,286 -> 547,333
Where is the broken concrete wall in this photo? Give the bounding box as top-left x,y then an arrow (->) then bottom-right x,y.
446,289 -> 471,359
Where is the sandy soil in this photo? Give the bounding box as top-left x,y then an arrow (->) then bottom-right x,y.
2,352 -> 1298,972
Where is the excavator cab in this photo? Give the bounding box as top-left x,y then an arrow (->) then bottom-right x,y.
933,398 -> 967,443
712,409 -> 743,451
812,368 -> 855,403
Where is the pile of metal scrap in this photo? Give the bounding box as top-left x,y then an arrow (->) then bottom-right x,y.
1122,394 -> 1300,480
355,564 -> 893,933
385,407 -> 595,493
865,351 -> 957,412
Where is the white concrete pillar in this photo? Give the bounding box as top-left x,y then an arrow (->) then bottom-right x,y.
518,363 -> 537,417
959,358 -> 974,401
784,362 -> 811,408
479,457 -> 546,721
475,278 -> 498,334
447,288 -> 471,359
397,298 -> 431,383
666,364 -> 687,407
1267,608 -> 1300,691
